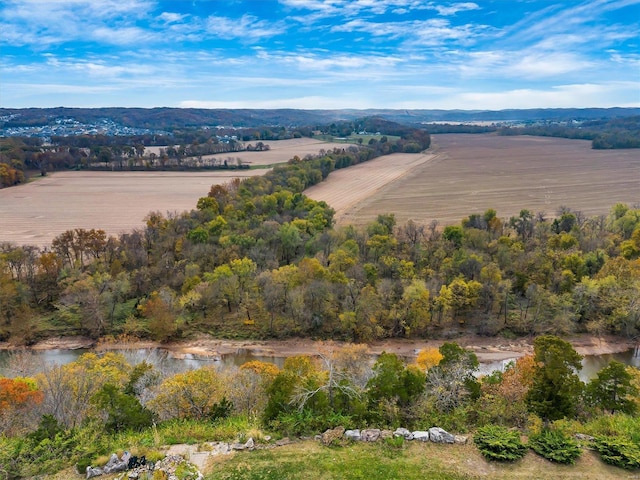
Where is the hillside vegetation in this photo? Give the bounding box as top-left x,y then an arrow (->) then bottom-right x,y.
0,127 -> 639,344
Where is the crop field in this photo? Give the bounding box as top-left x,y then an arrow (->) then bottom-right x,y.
0,139 -> 352,248
309,134 -> 640,227
305,152 -> 435,223
148,138 -> 352,167
0,170 -> 264,248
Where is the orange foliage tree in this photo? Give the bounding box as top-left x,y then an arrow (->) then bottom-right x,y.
0,377 -> 44,435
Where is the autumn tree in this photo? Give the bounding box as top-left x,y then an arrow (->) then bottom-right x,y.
0,377 -> 44,435
423,342 -> 480,412
147,366 -> 228,420
36,352 -> 130,428
366,352 -> 425,426
291,342 -> 371,412
478,355 -> 536,427
229,361 -> 280,417
414,347 -> 443,372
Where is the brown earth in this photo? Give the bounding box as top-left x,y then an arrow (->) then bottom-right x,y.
0,170 -> 264,248
309,134 -> 640,227
2,333 -> 635,364
304,152 -> 435,223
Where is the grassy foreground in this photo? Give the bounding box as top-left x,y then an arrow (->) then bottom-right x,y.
204,440 -> 630,480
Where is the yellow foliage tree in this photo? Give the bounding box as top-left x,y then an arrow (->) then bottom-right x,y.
148,366 -> 227,420
414,348 -> 443,372
36,352 -> 131,428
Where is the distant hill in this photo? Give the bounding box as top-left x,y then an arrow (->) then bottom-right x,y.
1,107 -> 638,131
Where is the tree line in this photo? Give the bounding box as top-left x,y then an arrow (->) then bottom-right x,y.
498,115 -> 640,149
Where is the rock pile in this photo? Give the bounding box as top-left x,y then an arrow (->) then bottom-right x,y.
320,426 -> 467,445
86,453 -> 202,480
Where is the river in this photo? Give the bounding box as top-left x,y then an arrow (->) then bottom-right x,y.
1,346 -> 638,381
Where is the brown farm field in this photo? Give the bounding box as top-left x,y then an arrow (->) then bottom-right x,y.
149,137 -> 353,167
0,170 -> 263,248
308,134 -> 640,227
0,138 -> 353,248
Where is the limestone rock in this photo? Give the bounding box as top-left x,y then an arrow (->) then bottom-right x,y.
86,466 -> 103,479
361,429 -> 381,442
412,431 -> 430,442
380,430 -> 393,440
276,437 -> 292,446
244,437 -> 255,450
231,442 -> 245,451
393,428 -> 414,440
345,429 -> 361,441
322,426 -> 345,446
454,435 -> 468,445
575,433 -> 595,442
429,427 -> 455,444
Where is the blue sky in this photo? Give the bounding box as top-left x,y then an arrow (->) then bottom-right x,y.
1,0 -> 639,109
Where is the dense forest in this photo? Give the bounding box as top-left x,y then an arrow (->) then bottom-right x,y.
0,123 -> 638,345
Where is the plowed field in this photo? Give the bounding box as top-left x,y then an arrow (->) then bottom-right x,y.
148,137 -> 352,167
0,170 -> 263,247
308,134 -> 640,227
1,138 -> 353,248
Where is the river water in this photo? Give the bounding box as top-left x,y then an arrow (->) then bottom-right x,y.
0,346 -> 638,381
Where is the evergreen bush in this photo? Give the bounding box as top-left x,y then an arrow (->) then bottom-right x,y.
473,425 -> 527,462
593,436 -> 640,470
529,429 -> 581,464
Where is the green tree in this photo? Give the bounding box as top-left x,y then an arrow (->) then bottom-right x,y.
526,335 -> 583,423
366,352 -> 424,425
586,360 -> 637,414
91,383 -> 155,432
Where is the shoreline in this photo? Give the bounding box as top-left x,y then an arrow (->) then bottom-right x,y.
0,333 -> 636,364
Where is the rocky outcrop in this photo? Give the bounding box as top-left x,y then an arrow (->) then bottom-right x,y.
361,429 -> 381,442
454,435 -> 468,445
87,452 -> 201,480
339,426 -> 462,445
412,431 -> 430,442
119,455 -> 202,480
393,428 -> 414,440
345,429 -> 361,441
428,427 -> 455,444
321,426 -> 345,446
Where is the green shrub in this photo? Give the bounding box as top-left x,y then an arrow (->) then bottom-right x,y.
269,411 -> 354,437
473,425 -> 527,462
529,429 -> 581,464
593,436 -> 640,470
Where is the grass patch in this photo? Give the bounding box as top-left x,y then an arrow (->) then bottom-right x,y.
206,441 -> 474,480
205,440 -> 636,480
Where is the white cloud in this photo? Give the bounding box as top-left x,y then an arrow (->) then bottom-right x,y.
426,82 -> 640,110
427,2 -> 480,16
331,18 -> 489,46
205,14 -> 286,41
179,95 -> 378,109
158,12 -> 189,23
508,53 -> 594,78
